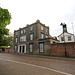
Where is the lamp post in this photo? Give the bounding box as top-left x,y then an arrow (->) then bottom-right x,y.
8,46 -> 10,53
60,23 -> 67,57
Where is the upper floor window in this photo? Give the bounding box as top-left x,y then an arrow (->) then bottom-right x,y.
16,32 -> 18,35
30,33 -> 33,40
20,37 -> 23,42
21,30 -> 23,34
61,37 -> 65,41
20,36 -> 26,42
45,28 -> 48,32
30,26 -> 33,31
41,33 -> 44,39
24,29 -> 26,33
41,26 -> 43,30
15,38 -> 18,43
46,35 -> 48,38
24,36 -> 26,41
68,36 -> 71,41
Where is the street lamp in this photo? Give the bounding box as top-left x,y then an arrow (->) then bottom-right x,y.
60,23 -> 67,57
8,46 -> 10,53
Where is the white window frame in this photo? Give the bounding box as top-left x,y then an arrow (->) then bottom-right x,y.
20,36 -> 26,42
40,43 -> 44,52
68,36 -> 71,41
16,32 -> 18,35
61,37 -> 64,41
29,44 -> 33,52
21,30 -> 23,34
45,28 -> 48,32
24,36 -> 26,41
24,29 -> 26,33
30,26 -> 33,31
46,35 -> 48,38
41,26 -> 43,30
30,33 -> 33,40
15,38 -> 18,42
15,46 -> 17,52
20,37 -> 23,42
41,33 -> 44,39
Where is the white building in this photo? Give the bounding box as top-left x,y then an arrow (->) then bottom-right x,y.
58,32 -> 75,43
58,23 -> 75,43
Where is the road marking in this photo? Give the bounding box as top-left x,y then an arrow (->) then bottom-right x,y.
0,59 -> 72,75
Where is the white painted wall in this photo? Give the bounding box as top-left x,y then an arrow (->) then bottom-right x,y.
58,32 -> 74,43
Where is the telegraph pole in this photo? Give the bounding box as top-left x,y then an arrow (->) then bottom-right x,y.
71,22 -> 75,42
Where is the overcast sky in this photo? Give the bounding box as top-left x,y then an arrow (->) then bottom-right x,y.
1,0 -> 75,36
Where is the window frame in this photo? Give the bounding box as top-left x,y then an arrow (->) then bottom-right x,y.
21,30 -> 23,34
15,38 -> 18,43
29,43 -> 33,53
61,37 -> 65,41
41,26 -> 43,30
30,33 -> 34,40
68,36 -> 71,41
30,26 -> 33,31
45,28 -> 48,32
24,29 -> 26,33
46,34 -> 48,38
39,43 -> 44,53
16,32 -> 18,35
41,33 -> 44,39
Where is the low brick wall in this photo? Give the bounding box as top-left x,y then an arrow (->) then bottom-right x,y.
51,42 -> 75,57
5,48 -> 13,53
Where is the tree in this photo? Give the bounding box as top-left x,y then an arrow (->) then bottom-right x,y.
0,7 -> 11,46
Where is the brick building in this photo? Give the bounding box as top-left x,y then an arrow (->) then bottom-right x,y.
13,20 -> 51,55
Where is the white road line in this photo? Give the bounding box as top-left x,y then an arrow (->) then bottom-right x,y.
0,59 -> 72,75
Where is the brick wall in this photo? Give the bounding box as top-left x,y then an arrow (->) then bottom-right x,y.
51,42 -> 75,57
5,48 -> 13,53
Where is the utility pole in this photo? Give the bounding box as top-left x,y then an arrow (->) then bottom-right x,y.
71,22 -> 75,42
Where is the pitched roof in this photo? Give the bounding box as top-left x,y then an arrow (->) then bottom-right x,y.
58,32 -> 74,37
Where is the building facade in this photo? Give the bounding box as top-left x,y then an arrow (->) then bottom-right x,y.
13,20 -> 51,55
58,32 -> 75,43
58,23 -> 75,43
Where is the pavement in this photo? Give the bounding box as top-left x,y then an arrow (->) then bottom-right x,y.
12,53 -> 75,61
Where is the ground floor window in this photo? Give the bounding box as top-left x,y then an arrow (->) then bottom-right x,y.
14,46 -> 17,52
39,43 -> 44,52
29,43 -> 33,53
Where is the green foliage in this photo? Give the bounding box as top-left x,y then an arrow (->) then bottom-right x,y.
0,46 -> 8,48
0,7 -> 11,27
0,7 -> 11,46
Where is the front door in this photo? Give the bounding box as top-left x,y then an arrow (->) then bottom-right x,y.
18,44 -> 26,53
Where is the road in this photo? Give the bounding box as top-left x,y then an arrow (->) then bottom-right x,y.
0,53 -> 75,75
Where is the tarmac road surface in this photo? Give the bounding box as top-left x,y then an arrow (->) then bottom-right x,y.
0,53 -> 75,75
